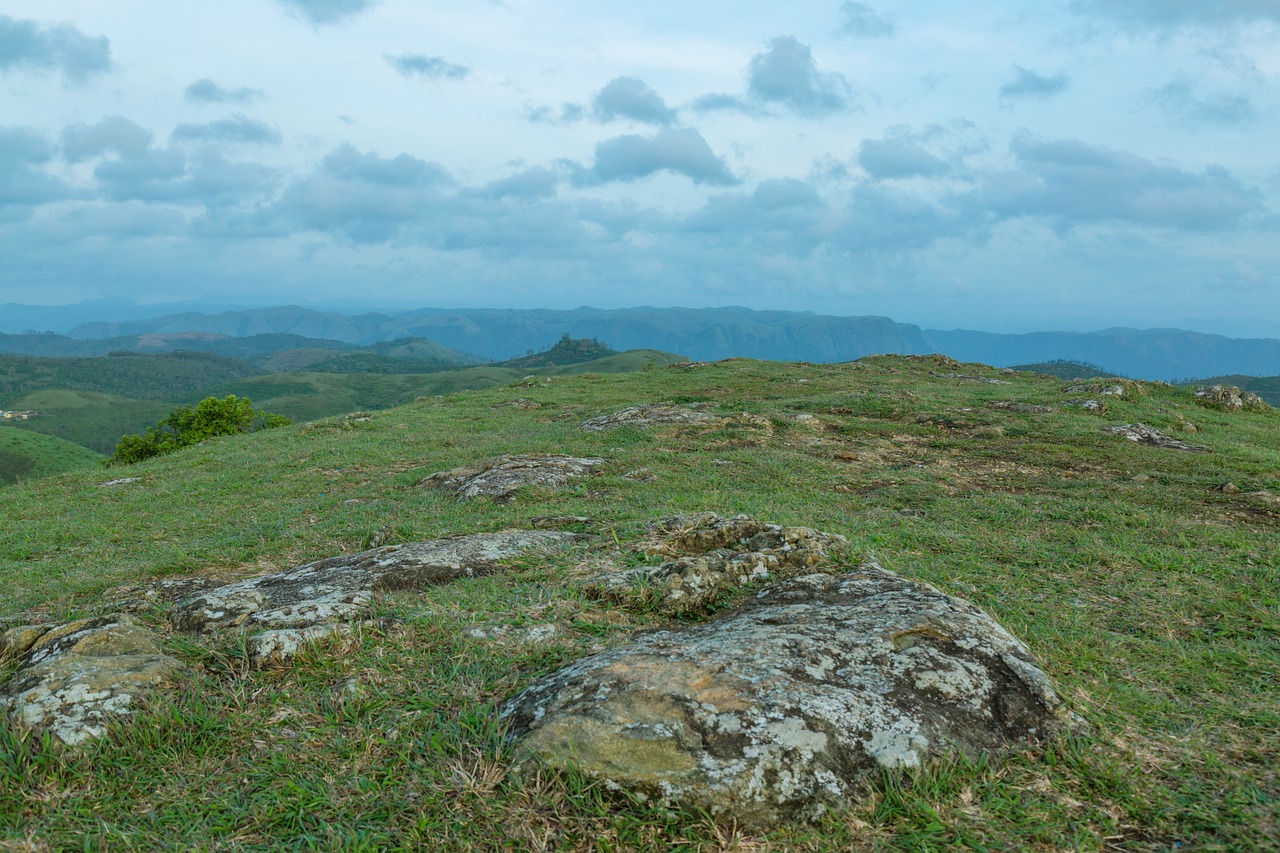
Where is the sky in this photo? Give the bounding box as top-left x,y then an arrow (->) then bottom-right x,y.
1,0 -> 1279,334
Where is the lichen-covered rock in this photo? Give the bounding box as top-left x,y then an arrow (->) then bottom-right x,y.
419,454 -> 605,501
0,615 -> 184,746
1194,385 -> 1269,412
581,405 -> 722,432
987,401 -> 1054,414
504,562 -> 1074,828
584,513 -> 846,616
171,531 -> 580,659
1106,423 -> 1209,452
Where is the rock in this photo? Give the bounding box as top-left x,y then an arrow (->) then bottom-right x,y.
581,405 -> 721,432
1131,474 -> 1152,483
97,477 -> 142,487
1194,385 -> 1268,412
1,625 -> 50,661
1221,483 -> 1241,494
986,401 -> 1053,414
465,623 -> 559,644
419,454 -> 605,501
504,561 -> 1074,828
1065,382 -> 1129,397
171,531 -> 580,660
583,513 -> 846,616
1106,423 -> 1209,452
0,615 -> 184,746
492,398 -> 542,410
935,373 -> 1011,385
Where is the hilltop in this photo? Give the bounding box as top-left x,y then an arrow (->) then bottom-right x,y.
1,357 -> 1276,849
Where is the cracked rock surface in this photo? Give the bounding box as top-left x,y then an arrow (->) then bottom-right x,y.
0,615 -> 184,746
419,454 -> 605,501
171,531 -> 580,659
504,561 -> 1075,829
1106,423 -> 1209,452
581,405 -> 722,432
585,512 -> 846,616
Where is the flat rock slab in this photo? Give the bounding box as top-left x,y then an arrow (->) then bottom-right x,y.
419,455 -> 605,501
504,562 -> 1074,829
0,615 -> 184,746
1106,423 -> 1208,452
581,405 -> 721,432
171,531 -> 580,658
585,512 -> 846,616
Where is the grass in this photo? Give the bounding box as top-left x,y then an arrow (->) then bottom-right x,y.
0,427 -> 102,485
1,390 -> 173,455
1,356 -> 1278,850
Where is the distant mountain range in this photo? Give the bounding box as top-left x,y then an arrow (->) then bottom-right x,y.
4,303 -> 1279,381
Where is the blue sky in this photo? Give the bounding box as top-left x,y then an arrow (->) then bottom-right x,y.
1,0 -> 1278,333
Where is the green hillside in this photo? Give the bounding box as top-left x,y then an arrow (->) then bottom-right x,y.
0,427 -> 103,485
1,357 -> 1275,849
3,390 -> 173,454
1011,359 -> 1127,380
0,351 -> 261,402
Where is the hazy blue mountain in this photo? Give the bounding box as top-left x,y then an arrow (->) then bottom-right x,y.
922,328 -> 1280,381
9,301 -> 1272,380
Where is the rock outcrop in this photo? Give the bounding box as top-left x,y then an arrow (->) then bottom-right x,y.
1194,385 -> 1268,412
0,615 -> 184,746
1106,423 -> 1209,452
419,454 -> 605,501
171,531 -> 581,661
504,561 -> 1074,829
581,405 -> 721,432
583,513 -> 846,616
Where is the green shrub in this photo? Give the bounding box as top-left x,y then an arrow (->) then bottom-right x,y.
107,395 -> 290,465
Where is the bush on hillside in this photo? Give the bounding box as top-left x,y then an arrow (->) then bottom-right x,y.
107,395 -> 290,465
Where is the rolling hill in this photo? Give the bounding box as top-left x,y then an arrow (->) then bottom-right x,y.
0,426 -> 103,485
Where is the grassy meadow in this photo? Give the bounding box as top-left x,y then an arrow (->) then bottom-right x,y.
0,356 -> 1277,850
0,428 -> 103,485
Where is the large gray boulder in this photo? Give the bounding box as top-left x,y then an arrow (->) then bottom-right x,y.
0,615 -> 184,746
504,561 -> 1074,828
172,531 -> 580,660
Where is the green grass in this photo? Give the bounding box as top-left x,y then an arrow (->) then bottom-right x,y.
1,390 -> 172,455
0,427 -> 102,485
1,357 -> 1277,850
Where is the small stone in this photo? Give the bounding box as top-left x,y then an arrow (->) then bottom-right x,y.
1106,423 -> 1208,453
1131,474 -> 1152,483
1221,483 -> 1241,494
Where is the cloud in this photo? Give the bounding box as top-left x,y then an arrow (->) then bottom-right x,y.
689,93 -> 758,116
858,137 -> 950,179
977,134 -> 1262,231
592,77 -> 677,125
170,115 -> 283,146
1069,0 -> 1280,30
1150,81 -> 1253,124
384,53 -> 470,80
472,167 -> 560,200
839,2 -> 895,38
746,37 -> 853,117
0,15 -> 112,84
61,116 -> 153,163
274,144 -> 453,241
185,78 -> 263,104
580,128 -> 738,186
999,66 -> 1070,101
524,103 -> 588,124
275,0 -> 378,26
0,127 -> 67,207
